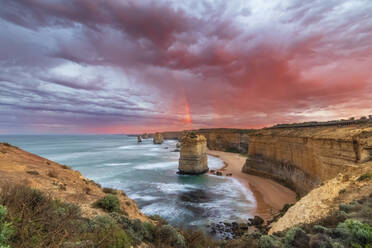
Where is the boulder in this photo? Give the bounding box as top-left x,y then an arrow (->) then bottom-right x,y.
249,216 -> 264,226
153,132 -> 164,144
178,132 -> 208,175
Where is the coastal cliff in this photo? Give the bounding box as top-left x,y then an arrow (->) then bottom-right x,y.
150,128 -> 254,153
242,124 -> 372,195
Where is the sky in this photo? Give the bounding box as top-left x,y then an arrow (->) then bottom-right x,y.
0,0 -> 372,134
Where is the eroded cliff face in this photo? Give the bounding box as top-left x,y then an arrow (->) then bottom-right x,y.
269,162 -> 372,234
154,128 -> 254,153
197,129 -> 252,153
242,124 -> 372,195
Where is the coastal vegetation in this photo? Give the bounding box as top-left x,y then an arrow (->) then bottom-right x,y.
0,183 -> 371,247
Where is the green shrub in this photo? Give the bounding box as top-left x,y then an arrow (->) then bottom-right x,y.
313,225 -> 329,234
339,204 -> 353,213
88,215 -> 131,248
26,170 -> 40,175
0,205 -> 14,248
103,187 -> 117,194
157,225 -> 185,248
142,222 -> 156,242
361,205 -> 372,220
181,228 -> 215,248
284,227 -> 309,248
149,214 -> 168,225
259,235 -> 282,248
358,174 -> 372,181
93,194 -> 120,212
0,185 -> 82,247
338,219 -> 372,247
61,165 -> 71,170
309,233 -> 332,248
110,212 -> 155,244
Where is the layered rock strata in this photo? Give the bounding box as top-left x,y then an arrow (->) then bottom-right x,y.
242,124 -> 372,195
149,128 -> 254,153
153,132 -> 164,144
178,133 -> 208,174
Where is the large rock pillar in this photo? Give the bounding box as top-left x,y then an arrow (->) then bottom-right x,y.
153,132 -> 164,144
178,133 -> 208,174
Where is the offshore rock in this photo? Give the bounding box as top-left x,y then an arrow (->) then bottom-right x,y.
153,132 -> 164,144
178,133 -> 208,174
137,136 -> 142,143
142,133 -> 149,139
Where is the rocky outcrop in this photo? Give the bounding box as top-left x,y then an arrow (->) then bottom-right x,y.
178,133 -> 208,174
141,133 -> 149,139
137,135 -> 142,143
153,132 -> 164,144
154,128 -> 254,153
242,124 -> 372,195
197,129 -> 253,153
269,162 -> 372,234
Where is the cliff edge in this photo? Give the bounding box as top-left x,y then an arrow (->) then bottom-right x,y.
243,124 -> 372,195
0,143 -> 148,221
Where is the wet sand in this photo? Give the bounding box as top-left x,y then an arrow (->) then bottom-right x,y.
207,150 -> 296,221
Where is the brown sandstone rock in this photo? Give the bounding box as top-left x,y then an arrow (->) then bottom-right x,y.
178,133 -> 208,174
242,124 -> 372,195
153,132 -> 164,144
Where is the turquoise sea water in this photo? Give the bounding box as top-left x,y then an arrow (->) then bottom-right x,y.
0,135 -> 256,228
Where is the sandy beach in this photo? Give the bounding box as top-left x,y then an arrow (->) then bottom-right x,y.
207,150 -> 296,221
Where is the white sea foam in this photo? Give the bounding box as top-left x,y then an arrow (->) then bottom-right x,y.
104,162 -> 131,167
207,155 -> 225,170
129,194 -> 159,201
229,178 -> 256,206
154,182 -> 198,194
134,161 -> 177,170
141,202 -> 193,222
117,145 -> 142,150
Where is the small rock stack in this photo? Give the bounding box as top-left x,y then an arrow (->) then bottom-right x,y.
178,132 -> 208,174
153,132 -> 164,144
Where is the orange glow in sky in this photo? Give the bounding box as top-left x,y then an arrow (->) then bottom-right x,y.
185,100 -> 192,127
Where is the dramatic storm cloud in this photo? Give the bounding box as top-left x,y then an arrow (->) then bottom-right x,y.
0,0 -> 371,133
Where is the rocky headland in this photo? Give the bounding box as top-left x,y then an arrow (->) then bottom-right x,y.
0,143 -> 148,221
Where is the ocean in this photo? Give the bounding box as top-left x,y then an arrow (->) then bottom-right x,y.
0,135 -> 256,230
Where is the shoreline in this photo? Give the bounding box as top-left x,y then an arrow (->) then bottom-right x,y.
207,150 -> 296,221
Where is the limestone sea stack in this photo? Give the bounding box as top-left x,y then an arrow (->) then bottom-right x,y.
137,135 -> 142,143
178,132 -> 208,174
153,132 -> 164,144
